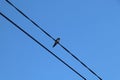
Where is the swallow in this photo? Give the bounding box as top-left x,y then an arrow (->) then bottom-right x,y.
53,38 -> 60,47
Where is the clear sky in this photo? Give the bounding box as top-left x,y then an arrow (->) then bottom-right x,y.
0,0 -> 120,80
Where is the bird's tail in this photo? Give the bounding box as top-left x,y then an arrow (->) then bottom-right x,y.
52,44 -> 56,47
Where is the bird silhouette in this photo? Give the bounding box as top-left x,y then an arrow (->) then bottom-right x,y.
53,38 -> 60,47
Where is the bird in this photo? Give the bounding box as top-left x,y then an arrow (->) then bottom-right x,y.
53,38 -> 60,47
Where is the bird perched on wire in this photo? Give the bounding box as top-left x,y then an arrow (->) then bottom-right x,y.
53,38 -> 60,47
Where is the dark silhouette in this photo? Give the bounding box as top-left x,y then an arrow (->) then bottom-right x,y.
53,38 -> 60,47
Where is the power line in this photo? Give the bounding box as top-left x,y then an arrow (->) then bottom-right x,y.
5,0 -> 55,41
0,12 -> 86,80
5,0 -> 102,80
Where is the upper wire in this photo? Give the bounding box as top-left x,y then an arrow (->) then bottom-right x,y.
5,0 -> 102,80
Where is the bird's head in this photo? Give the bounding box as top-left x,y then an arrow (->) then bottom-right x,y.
57,38 -> 60,40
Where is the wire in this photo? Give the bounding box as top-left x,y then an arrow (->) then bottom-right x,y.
0,12 -> 86,80
58,43 -> 102,80
5,0 -> 55,41
5,0 -> 102,80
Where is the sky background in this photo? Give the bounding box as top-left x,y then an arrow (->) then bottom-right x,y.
0,0 -> 120,80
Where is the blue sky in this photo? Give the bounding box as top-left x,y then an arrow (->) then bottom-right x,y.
0,0 -> 120,80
